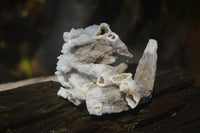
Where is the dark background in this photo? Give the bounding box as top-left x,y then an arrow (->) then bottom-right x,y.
0,0 -> 200,86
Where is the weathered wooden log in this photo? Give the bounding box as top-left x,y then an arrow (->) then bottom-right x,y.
0,68 -> 199,133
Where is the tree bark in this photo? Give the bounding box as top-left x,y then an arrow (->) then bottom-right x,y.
1,68 -> 199,133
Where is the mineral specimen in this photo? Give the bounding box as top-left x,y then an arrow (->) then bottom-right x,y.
55,23 -> 158,116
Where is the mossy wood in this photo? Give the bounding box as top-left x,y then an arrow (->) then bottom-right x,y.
0,68 -> 199,133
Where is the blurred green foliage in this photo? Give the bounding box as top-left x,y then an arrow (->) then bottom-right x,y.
0,0 -> 46,81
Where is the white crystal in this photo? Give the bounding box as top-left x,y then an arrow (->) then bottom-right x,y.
55,23 -> 158,116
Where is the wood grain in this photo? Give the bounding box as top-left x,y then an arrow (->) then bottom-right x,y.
0,68 -> 199,133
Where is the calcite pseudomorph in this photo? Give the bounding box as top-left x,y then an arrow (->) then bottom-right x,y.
55,23 -> 158,116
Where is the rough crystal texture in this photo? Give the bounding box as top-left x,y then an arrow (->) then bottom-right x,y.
55,23 -> 158,116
